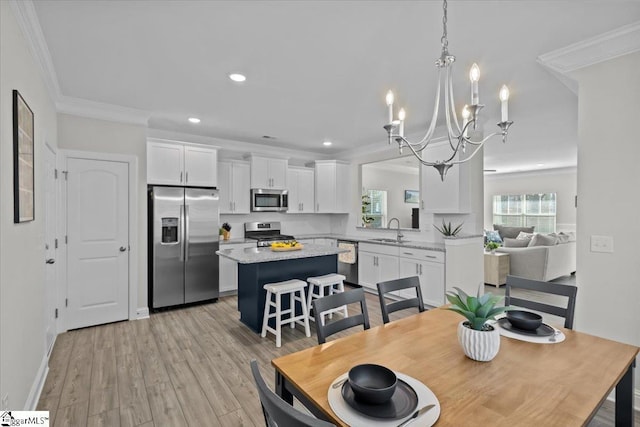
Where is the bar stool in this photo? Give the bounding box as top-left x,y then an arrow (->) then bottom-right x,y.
306,273 -> 349,324
261,279 -> 311,347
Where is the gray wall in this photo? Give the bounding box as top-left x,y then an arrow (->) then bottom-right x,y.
572,52 -> 640,394
1,1 -> 58,409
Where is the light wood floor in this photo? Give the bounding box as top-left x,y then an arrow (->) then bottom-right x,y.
38,289 -> 636,426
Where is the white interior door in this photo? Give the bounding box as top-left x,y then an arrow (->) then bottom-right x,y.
66,157 -> 129,329
44,144 -> 58,354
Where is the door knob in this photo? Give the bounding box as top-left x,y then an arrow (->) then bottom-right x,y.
119,246 -> 127,252
46,258 -> 55,264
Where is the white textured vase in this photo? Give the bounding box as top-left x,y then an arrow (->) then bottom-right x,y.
457,321 -> 500,362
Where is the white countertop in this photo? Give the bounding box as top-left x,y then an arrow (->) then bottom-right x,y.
216,243 -> 348,264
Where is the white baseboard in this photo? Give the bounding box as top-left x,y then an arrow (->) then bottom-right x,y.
25,353 -> 49,410
135,307 -> 149,320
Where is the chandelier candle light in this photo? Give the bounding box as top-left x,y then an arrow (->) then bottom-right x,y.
383,0 -> 514,181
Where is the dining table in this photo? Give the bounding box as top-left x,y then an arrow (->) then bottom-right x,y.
271,307 -> 638,426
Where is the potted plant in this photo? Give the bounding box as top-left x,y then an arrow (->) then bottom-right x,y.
485,241 -> 500,253
446,287 -> 508,362
434,219 -> 463,237
361,194 -> 375,227
221,222 -> 232,240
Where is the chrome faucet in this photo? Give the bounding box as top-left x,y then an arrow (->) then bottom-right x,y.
387,217 -> 404,243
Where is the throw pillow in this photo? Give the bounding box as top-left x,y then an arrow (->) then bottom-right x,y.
559,231 -> 576,242
486,230 -> 502,243
528,233 -> 557,247
493,224 -> 535,239
516,231 -> 534,240
503,237 -> 530,247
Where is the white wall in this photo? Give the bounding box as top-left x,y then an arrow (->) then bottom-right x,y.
484,168 -> 577,231
362,166 -> 419,228
0,1 -> 58,409
572,52 -> 640,397
57,113 -> 148,312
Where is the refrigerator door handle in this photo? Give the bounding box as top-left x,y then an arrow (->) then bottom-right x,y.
179,205 -> 185,262
184,205 -> 190,262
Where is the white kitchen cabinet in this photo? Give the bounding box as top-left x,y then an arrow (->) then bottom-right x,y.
287,167 -> 315,213
357,243 -> 399,291
398,247 -> 445,307
147,140 -> 217,187
312,160 -> 350,213
248,155 -> 287,189
219,242 -> 255,293
219,161 -> 250,214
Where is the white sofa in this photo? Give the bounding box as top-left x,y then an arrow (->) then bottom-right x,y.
496,241 -> 576,282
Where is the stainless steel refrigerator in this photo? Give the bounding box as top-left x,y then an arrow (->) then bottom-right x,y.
149,186 -> 219,310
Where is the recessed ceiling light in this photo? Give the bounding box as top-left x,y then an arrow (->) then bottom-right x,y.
229,73 -> 246,82
188,117 -> 200,124
536,163 -> 545,167
323,141 -> 332,146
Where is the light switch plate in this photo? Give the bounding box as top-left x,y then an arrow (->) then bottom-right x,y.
590,235 -> 614,253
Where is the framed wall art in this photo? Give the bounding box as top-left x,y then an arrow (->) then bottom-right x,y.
13,90 -> 34,223
404,189 -> 419,204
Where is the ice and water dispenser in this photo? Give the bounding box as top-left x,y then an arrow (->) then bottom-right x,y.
161,217 -> 179,243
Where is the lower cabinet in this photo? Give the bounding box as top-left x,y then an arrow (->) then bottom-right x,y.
358,243 -> 400,291
358,243 -> 446,308
219,243 -> 255,293
398,248 -> 445,308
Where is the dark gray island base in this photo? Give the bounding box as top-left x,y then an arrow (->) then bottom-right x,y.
216,243 -> 349,333
237,254 -> 338,333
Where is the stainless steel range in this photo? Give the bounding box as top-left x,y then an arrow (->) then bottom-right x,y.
244,221 -> 295,247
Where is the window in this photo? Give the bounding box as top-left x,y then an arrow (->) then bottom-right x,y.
363,189 -> 387,228
493,193 -> 556,233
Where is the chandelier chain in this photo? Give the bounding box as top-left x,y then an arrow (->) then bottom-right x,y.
441,0 -> 448,50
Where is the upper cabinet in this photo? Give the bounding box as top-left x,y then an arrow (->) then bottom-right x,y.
147,140 -> 217,187
247,155 -> 287,189
219,160 -> 251,214
312,160 -> 350,213
420,143 -> 480,213
287,167 -> 315,214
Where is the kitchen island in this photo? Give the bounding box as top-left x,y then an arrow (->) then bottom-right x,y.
216,243 -> 349,333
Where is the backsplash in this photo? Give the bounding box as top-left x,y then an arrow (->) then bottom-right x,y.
220,212 -> 335,237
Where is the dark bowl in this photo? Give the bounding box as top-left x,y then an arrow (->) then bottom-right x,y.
348,364 -> 397,405
506,310 -> 543,331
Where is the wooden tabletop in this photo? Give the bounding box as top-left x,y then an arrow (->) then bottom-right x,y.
272,308 -> 638,426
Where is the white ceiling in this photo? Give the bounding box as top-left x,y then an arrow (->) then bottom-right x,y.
32,1 -> 640,173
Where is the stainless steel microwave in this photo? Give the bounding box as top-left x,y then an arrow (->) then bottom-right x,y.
251,189 -> 288,212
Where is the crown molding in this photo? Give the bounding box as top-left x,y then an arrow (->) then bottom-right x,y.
538,21 -> 640,93
484,166 -> 577,180
9,0 -> 61,102
57,96 -> 151,126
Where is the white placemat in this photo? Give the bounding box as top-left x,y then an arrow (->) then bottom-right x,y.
328,372 -> 440,427
493,319 -> 565,344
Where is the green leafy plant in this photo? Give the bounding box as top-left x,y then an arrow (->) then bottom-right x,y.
485,241 -> 500,251
446,287 -> 508,331
433,219 -> 463,236
361,194 -> 375,226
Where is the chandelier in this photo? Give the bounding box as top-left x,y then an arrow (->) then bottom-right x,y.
383,0 -> 513,181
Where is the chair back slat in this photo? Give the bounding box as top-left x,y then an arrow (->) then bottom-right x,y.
250,360 -> 335,427
312,288 -> 370,344
377,276 -> 425,324
505,275 -> 577,329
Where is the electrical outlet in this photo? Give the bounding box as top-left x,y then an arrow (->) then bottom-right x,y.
590,235 -> 614,253
2,393 -> 8,409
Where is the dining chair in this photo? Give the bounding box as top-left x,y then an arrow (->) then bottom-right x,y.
249,360 -> 335,427
505,275 -> 578,329
376,276 -> 425,324
312,287 -> 370,344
